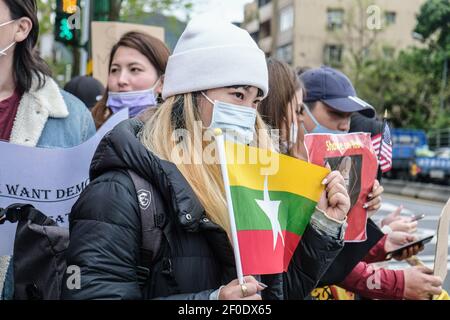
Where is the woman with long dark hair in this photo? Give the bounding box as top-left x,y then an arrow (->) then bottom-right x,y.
0,0 -> 95,147
91,31 -> 170,129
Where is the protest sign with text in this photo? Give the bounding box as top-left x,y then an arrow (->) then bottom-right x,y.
304,133 -> 378,242
0,110 -> 127,255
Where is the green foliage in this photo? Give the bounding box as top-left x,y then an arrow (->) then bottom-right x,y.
111,0 -> 193,21
37,0 -> 193,30
353,0 -> 450,130
355,47 -> 449,130
37,0 -> 56,35
415,0 -> 450,50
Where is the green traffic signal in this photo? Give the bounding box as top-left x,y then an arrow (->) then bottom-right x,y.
59,18 -> 74,41
54,0 -> 78,45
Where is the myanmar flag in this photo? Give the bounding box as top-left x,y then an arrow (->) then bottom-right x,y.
223,141 -> 330,275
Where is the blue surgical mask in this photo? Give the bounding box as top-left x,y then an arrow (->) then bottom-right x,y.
202,92 -> 257,145
107,79 -> 160,117
302,103 -> 348,135
0,20 -> 16,56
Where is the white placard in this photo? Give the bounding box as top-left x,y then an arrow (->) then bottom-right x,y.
0,110 -> 128,256
434,197 -> 450,282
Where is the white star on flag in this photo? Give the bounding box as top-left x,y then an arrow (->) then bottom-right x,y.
255,175 -> 285,250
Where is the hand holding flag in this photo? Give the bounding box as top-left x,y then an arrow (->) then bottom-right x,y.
318,169 -> 351,222
217,276 -> 266,300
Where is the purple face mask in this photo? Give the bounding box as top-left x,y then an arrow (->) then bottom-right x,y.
107,88 -> 158,117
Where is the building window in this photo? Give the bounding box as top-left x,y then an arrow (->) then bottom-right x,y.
324,45 -> 343,66
327,9 -> 344,30
279,5 -> 294,32
277,44 -> 293,64
385,11 -> 396,25
259,20 -> 271,39
383,46 -> 395,59
258,0 -> 271,7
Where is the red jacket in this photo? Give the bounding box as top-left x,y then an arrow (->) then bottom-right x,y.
339,235 -> 405,299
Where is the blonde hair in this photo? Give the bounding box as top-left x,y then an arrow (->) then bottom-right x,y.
140,93 -> 273,239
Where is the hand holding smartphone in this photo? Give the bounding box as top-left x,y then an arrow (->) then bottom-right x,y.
410,213 -> 425,222
385,235 -> 433,260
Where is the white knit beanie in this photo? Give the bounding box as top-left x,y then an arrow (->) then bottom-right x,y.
162,16 -> 268,100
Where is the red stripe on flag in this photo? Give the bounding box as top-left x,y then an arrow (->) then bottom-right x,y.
237,230 -> 301,275
381,151 -> 392,161
382,145 -> 392,153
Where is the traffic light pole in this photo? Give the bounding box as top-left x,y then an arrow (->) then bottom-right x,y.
79,0 -> 90,76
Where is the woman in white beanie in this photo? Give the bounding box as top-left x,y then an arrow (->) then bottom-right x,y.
62,17 -> 350,300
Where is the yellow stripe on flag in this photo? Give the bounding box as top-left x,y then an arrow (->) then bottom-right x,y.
225,141 -> 330,202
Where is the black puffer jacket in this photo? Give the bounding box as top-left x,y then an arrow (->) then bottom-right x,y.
62,119 -> 343,300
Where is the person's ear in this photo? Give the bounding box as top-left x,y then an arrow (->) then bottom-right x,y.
155,75 -> 164,94
14,17 -> 33,43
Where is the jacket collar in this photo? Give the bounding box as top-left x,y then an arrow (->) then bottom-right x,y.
90,119 -> 206,232
9,76 -> 69,147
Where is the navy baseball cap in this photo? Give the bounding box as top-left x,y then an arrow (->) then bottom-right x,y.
299,66 -> 375,118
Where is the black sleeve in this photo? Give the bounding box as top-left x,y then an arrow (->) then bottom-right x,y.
62,172 -> 143,300
284,224 -> 344,299
317,219 -> 385,286
61,172 -> 224,300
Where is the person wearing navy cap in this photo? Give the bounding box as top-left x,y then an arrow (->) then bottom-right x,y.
298,66 -> 375,136
298,67 -> 442,300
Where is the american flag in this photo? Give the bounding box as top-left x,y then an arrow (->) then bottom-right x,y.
372,122 -> 393,172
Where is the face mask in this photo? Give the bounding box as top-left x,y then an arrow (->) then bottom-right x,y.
0,20 -> 16,56
202,92 -> 257,145
302,103 -> 348,135
290,120 -> 298,146
107,79 -> 160,117
281,120 -> 298,154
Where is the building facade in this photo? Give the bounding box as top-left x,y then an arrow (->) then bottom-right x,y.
243,0 -> 426,69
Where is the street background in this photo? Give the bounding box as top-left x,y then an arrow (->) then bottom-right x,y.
377,192 -> 450,292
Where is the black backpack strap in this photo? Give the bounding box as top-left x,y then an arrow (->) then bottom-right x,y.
127,170 -> 165,288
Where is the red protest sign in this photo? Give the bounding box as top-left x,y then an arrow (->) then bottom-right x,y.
304,133 -> 378,242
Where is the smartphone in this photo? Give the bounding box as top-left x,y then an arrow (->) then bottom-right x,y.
385,235 -> 434,259
411,213 -> 425,222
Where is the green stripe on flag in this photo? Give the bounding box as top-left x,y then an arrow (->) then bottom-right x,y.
230,186 -> 317,236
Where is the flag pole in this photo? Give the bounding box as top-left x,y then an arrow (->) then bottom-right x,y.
214,129 -> 245,285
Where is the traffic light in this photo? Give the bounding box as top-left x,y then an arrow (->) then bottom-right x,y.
54,0 -> 79,45
62,0 -> 77,14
